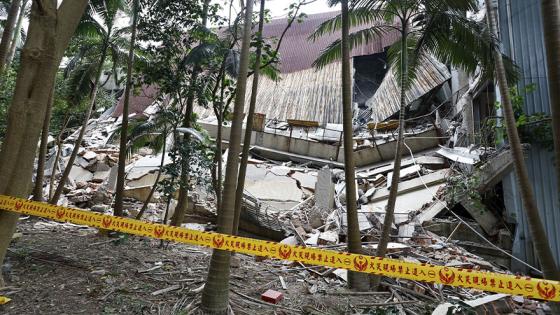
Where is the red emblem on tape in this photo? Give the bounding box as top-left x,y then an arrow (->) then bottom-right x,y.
353,256 -> 368,272
14,201 -> 23,210
102,217 -> 112,228
213,235 -> 225,248
154,226 -> 165,238
56,209 -> 65,219
537,281 -> 557,300
278,245 -> 292,259
439,268 -> 456,285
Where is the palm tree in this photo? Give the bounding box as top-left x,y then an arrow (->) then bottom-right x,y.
120,108 -> 173,220
0,0 -> 22,73
50,0 -> 128,205
114,0 -> 140,217
541,0 -> 560,225
486,0 -> 560,281
171,0 -> 211,227
232,0 -> 266,236
200,0 -> 253,312
313,0 -> 509,289
341,0 -> 370,291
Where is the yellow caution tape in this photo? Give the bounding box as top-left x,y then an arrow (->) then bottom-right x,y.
0,296 -> 11,305
1,195 -> 559,302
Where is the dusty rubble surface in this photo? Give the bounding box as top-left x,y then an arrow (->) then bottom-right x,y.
0,218 -> 550,315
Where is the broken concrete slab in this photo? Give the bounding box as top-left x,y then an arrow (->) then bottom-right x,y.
386,164 -> 421,188
370,169 -> 450,202
127,172 -> 160,188
245,174 -> 303,203
104,166 -> 118,192
363,181 -> 446,225
340,212 -> 372,232
477,149 -> 514,192
368,242 -> 410,253
318,230 -> 338,245
290,171 -> 317,191
315,168 -> 335,210
82,151 -> 97,161
68,166 -> 94,183
304,232 -> 320,245
398,224 -> 416,242
459,197 -> 498,236
280,236 -> 299,246
415,201 -> 447,223
92,170 -> 110,183
123,185 -> 158,202
436,146 -> 481,165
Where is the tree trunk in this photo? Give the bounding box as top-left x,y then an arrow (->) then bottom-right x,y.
136,139 -> 166,220
172,0 -> 212,227
0,0 -> 22,73
372,26 -> 408,290
214,113 -> 223,211
232,0 -> 266,236
201,0 -> 253,313
32,84 -> 55,202
339,0 -> 369,291
0,0 -> 88,286
6,0 -> 27,66
49,114 -> 70,200
541,0 -> 560,221
489,1 -> 560,311
114,0 -> 139,217
50,44 -> 109,205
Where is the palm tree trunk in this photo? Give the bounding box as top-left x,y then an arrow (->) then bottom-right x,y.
172,0 -> 212,227
201,0 -> 253,313
372,25 -> 408,291
214,112 -> 223,210
0,0 -> 88,286
136,139 -> 167,220
340,0 -> 369,291
0,0 -> 22,73
32,84 -> 55,202
232,0 -> 266,236
541,0 -> 560,217
114,0 -> 139,217
486,0 -> 560,280
5,0 -> 27,66
49,114 -> 70,200
50,44 -> 109,205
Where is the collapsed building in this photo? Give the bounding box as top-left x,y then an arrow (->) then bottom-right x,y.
33,4 -> 557,310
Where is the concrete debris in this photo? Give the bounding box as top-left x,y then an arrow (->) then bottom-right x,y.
32,83 -> 546,313
436,146 -> 482,165
314,167 -> 335,210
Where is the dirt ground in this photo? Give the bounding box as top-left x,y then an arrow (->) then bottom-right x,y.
0,217 -> 441,315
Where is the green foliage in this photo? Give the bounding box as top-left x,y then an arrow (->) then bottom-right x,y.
489,84 -> 553,150
312,0 -> 518,85
445,171 -> 483,208
0,67 -> 17,142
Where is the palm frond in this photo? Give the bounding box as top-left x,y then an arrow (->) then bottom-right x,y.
309,7 -> 382,41
182,42 -> 221,68
313,25 -> 391,68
